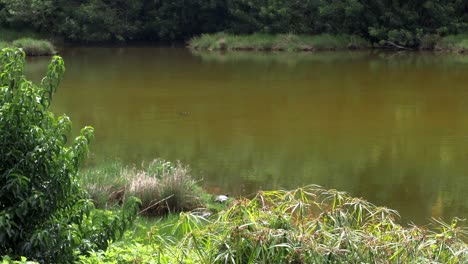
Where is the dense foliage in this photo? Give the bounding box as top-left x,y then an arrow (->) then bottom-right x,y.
81,186 -> 468,263
0,0 -> 467,47
0,48 -> 139,263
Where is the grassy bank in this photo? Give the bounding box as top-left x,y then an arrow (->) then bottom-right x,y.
189,33 -> 370,51
190,33 -> 468,53
80,185 -> 467,263
0,37 -> 56,56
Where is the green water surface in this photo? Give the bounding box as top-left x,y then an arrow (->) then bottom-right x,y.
26,47 -> 468,225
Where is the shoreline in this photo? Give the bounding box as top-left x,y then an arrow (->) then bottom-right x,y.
189,33 -> 468,54
2,35 -> 466,55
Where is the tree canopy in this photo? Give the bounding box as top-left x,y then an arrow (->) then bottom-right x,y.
0,0 -> 467,46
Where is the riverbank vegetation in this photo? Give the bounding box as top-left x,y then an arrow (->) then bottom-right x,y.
190,33 -> 370,51
81,186 -> 468,263
0,1 -> 467,49
190,33 -> 468,53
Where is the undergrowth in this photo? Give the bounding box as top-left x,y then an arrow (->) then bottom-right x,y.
80,185 -> 467,263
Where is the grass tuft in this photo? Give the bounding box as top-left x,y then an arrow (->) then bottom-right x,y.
80,159 -> 207,216
11,38 -> 56,56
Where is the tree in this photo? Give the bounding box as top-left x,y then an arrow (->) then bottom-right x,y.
0,0 -> 56,31
0,48 -> 139,263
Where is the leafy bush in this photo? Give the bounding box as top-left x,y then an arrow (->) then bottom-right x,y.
0,48 -> 139,263
1,255 -> 37,264
11,38 -> 55,56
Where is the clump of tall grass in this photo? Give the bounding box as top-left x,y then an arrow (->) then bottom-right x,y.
128,160 -> 206,215
11,38 -> 56,56
189,33 -> 370,51
82,185 -> 467,263
80,159 -> 206,215
80,160 -> 129,208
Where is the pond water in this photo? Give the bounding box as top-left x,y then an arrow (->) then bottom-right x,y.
26,47 -> 468,225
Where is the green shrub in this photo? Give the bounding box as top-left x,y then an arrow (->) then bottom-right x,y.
0,48 -> 139,263
11,38 -> 55,56
1,255 -> 37,264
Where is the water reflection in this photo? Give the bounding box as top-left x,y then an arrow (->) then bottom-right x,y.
25,47 -> 468,225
